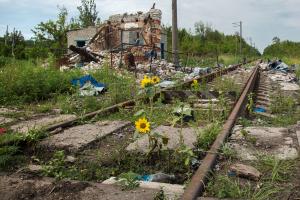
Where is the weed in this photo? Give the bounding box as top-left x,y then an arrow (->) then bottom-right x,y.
296,65 -> 300,80
212,77 -> 241,98
255,155 -> 294,182
0,145 -> 24,169
154,188 -> 168,200
24,129 -> 48,145
246,92 -> 254,114
220,143 -> 236,159
0,132 -> 23,146
251,182 -> 281,200
237,117 -> 252,127
42,150 -> 67,180
240,129 -> 257,144
196,123 -> 222,151
270,93 -> 296,114
176,145 -> 196,169
117,171 -> 140,190
206,175 -> 252,199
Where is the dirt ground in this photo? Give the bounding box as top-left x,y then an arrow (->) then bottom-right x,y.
0,174 -> 159,200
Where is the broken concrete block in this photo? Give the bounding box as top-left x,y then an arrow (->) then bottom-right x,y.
102,177 -> 184,198
27,164 -> 43,173
39,121 -> 130,152
296,130 -> 300,148
229,163 -> 262,181
275,146 -> 298,160
126,125 -> 198,153
230,127 -> 298,160
65,156 -> 76,163
0,116 -> 14,125
279,82 -> 300,91
11,115 -> 77,133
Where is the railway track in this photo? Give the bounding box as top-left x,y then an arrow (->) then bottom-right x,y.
182,64 -> 260,200
1,60 -> 262,200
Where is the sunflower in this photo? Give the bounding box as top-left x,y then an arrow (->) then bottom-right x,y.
135,117 -> 150,134
191,79 -> 199,88
151,76 -> 160,84
141,76 -> 152,88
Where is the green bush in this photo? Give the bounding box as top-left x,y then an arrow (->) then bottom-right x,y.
0,59 -> 81,105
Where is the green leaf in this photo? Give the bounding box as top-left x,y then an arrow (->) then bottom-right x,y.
134,109 -> 145,117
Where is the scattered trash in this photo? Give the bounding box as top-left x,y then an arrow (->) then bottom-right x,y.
268,60 -> 289,73
254,107 -> 266,113
157,80 -> 176,88
72,75 -> 106,96
0,127 -> 6,135
138,172 -> 175,183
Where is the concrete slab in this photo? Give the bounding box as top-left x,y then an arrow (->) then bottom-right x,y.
297,130 -> 300,148
126,125 -> 198,153
230,126 -> 298,160
39,121 -> 130,152
279,82 -> 300,91
103,177 -> 184,199
0,116 -> 14,125
11,114 -> 76,133
0,107 -> 20,114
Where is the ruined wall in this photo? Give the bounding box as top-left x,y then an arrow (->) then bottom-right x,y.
67,26 -> 100,52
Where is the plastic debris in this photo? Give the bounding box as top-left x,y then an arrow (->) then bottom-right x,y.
72,75 -> 106,96
0,127 -> 6,135
138,172 -> 175,183
254,107 -> 266,113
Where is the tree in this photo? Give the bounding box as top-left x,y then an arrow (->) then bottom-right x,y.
77,0 -> 100,28
272,37 -> 280,44
0,28 -> 26,59
32,6 -> 70,57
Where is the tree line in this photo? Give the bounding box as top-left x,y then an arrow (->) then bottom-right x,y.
0,0 -> 99,59
263,37 -> 300,58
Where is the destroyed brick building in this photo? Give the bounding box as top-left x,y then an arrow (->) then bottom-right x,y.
66,7 -> 168,68
67,26 -> 101,50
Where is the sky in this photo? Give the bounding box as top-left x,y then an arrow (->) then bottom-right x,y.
0,0 -> 300,53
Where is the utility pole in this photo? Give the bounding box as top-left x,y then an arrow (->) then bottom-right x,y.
172,0 -> 179,67
240,21 -> 242,57
4,25 -> 8,46
233,21 -> 243,58
11,27 -> 15,58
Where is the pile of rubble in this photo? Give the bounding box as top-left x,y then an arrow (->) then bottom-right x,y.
258,60 -> 299,91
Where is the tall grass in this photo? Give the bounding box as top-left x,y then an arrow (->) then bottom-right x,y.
0,59 -> 137,113
0,59 -> 81,105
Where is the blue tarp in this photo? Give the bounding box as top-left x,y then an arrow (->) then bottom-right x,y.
71,75 -> 106,88
254,107 -> 266,113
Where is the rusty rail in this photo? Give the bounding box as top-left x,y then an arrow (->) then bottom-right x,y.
182,65 -> 260,200
46,61 -> 253,132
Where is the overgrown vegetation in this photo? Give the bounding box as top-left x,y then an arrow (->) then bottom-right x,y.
196,123 -> 222,151
165,22 -> 260,65
0,59 -> 136,114
0,129 -> 47,170
269,93 -> 300,126
263,38 -> 300,65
